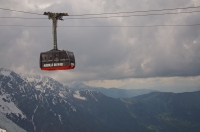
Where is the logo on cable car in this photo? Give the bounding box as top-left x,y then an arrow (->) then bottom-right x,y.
43,63 -> 63,67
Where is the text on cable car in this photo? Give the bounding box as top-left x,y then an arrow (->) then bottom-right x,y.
43,63 -> 63,67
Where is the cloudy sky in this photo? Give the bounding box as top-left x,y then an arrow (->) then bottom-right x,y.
0,0 -> 200,92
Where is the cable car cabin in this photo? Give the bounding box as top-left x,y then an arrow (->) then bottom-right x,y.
40,50 -> 75,70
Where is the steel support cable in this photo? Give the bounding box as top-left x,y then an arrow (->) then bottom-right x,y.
69,5 -> 200,16
65,10 -> 200,20
0,5 -> 200,17
0,17 -> 46,19
59,24 -> 200,27
0,7 -> 43,15
1,10 -> 200,20
0,24 -> 200,27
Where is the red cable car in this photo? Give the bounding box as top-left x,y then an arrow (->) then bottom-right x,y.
40,12 -> 75,70
40,49 -> 75,70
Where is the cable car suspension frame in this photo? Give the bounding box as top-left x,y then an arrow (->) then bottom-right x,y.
44,12 -> 68,50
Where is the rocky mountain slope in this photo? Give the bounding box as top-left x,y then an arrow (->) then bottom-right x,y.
0,68 -> 141,132
1,68 -> 200,132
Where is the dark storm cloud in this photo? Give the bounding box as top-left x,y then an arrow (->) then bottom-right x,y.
0,0 -> 200,83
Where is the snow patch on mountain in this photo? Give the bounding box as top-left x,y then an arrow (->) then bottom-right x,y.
58,114 -> 63,124
0,68 -> 11,77
0,112 -> 27,132
20,74 -> 42,82
0,94 -> 26,119
73,91 -> 87,100
85,90 -> 99,102
59,92 -> 65,98
20,74 -> 64,92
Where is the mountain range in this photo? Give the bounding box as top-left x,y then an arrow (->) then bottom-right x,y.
69,81 -> 158,98
0,68 -> 200,132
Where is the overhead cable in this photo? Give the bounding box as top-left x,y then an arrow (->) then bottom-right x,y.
0,17 -> 46,19
0,24 -> 200,28
0,7 -> 43,15
1,5 -> 200,17
1,10 -> 200,20
70,5 -> 200,16
65,10 -> 200,20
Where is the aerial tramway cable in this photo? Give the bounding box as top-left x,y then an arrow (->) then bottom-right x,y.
1,10 -> 200,20
1,5 -> 200,16
1,24 -> 200,28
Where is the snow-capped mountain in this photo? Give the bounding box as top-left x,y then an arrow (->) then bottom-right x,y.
0,68 -> 157,132
2,68 -> 200,132
0,68 -> 77,132
0,68 -> 136,132
20,74 -> 67,92
0,68 -> 30,119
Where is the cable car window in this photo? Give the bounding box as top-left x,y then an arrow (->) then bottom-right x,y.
54,53 -> 59,62
68,52 -> 74,60
48,53 -> 53,62
65,52 -> 69,59
60,52 -> 66,60
42,54 -> 48,62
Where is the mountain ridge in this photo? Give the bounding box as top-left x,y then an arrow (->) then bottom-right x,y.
1,68 -> 200,132
69,81 -> 158,98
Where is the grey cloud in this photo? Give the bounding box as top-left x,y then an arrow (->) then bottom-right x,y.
0,0 -> 200,84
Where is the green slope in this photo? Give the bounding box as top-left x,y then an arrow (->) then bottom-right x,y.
121,91 -> 200,132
